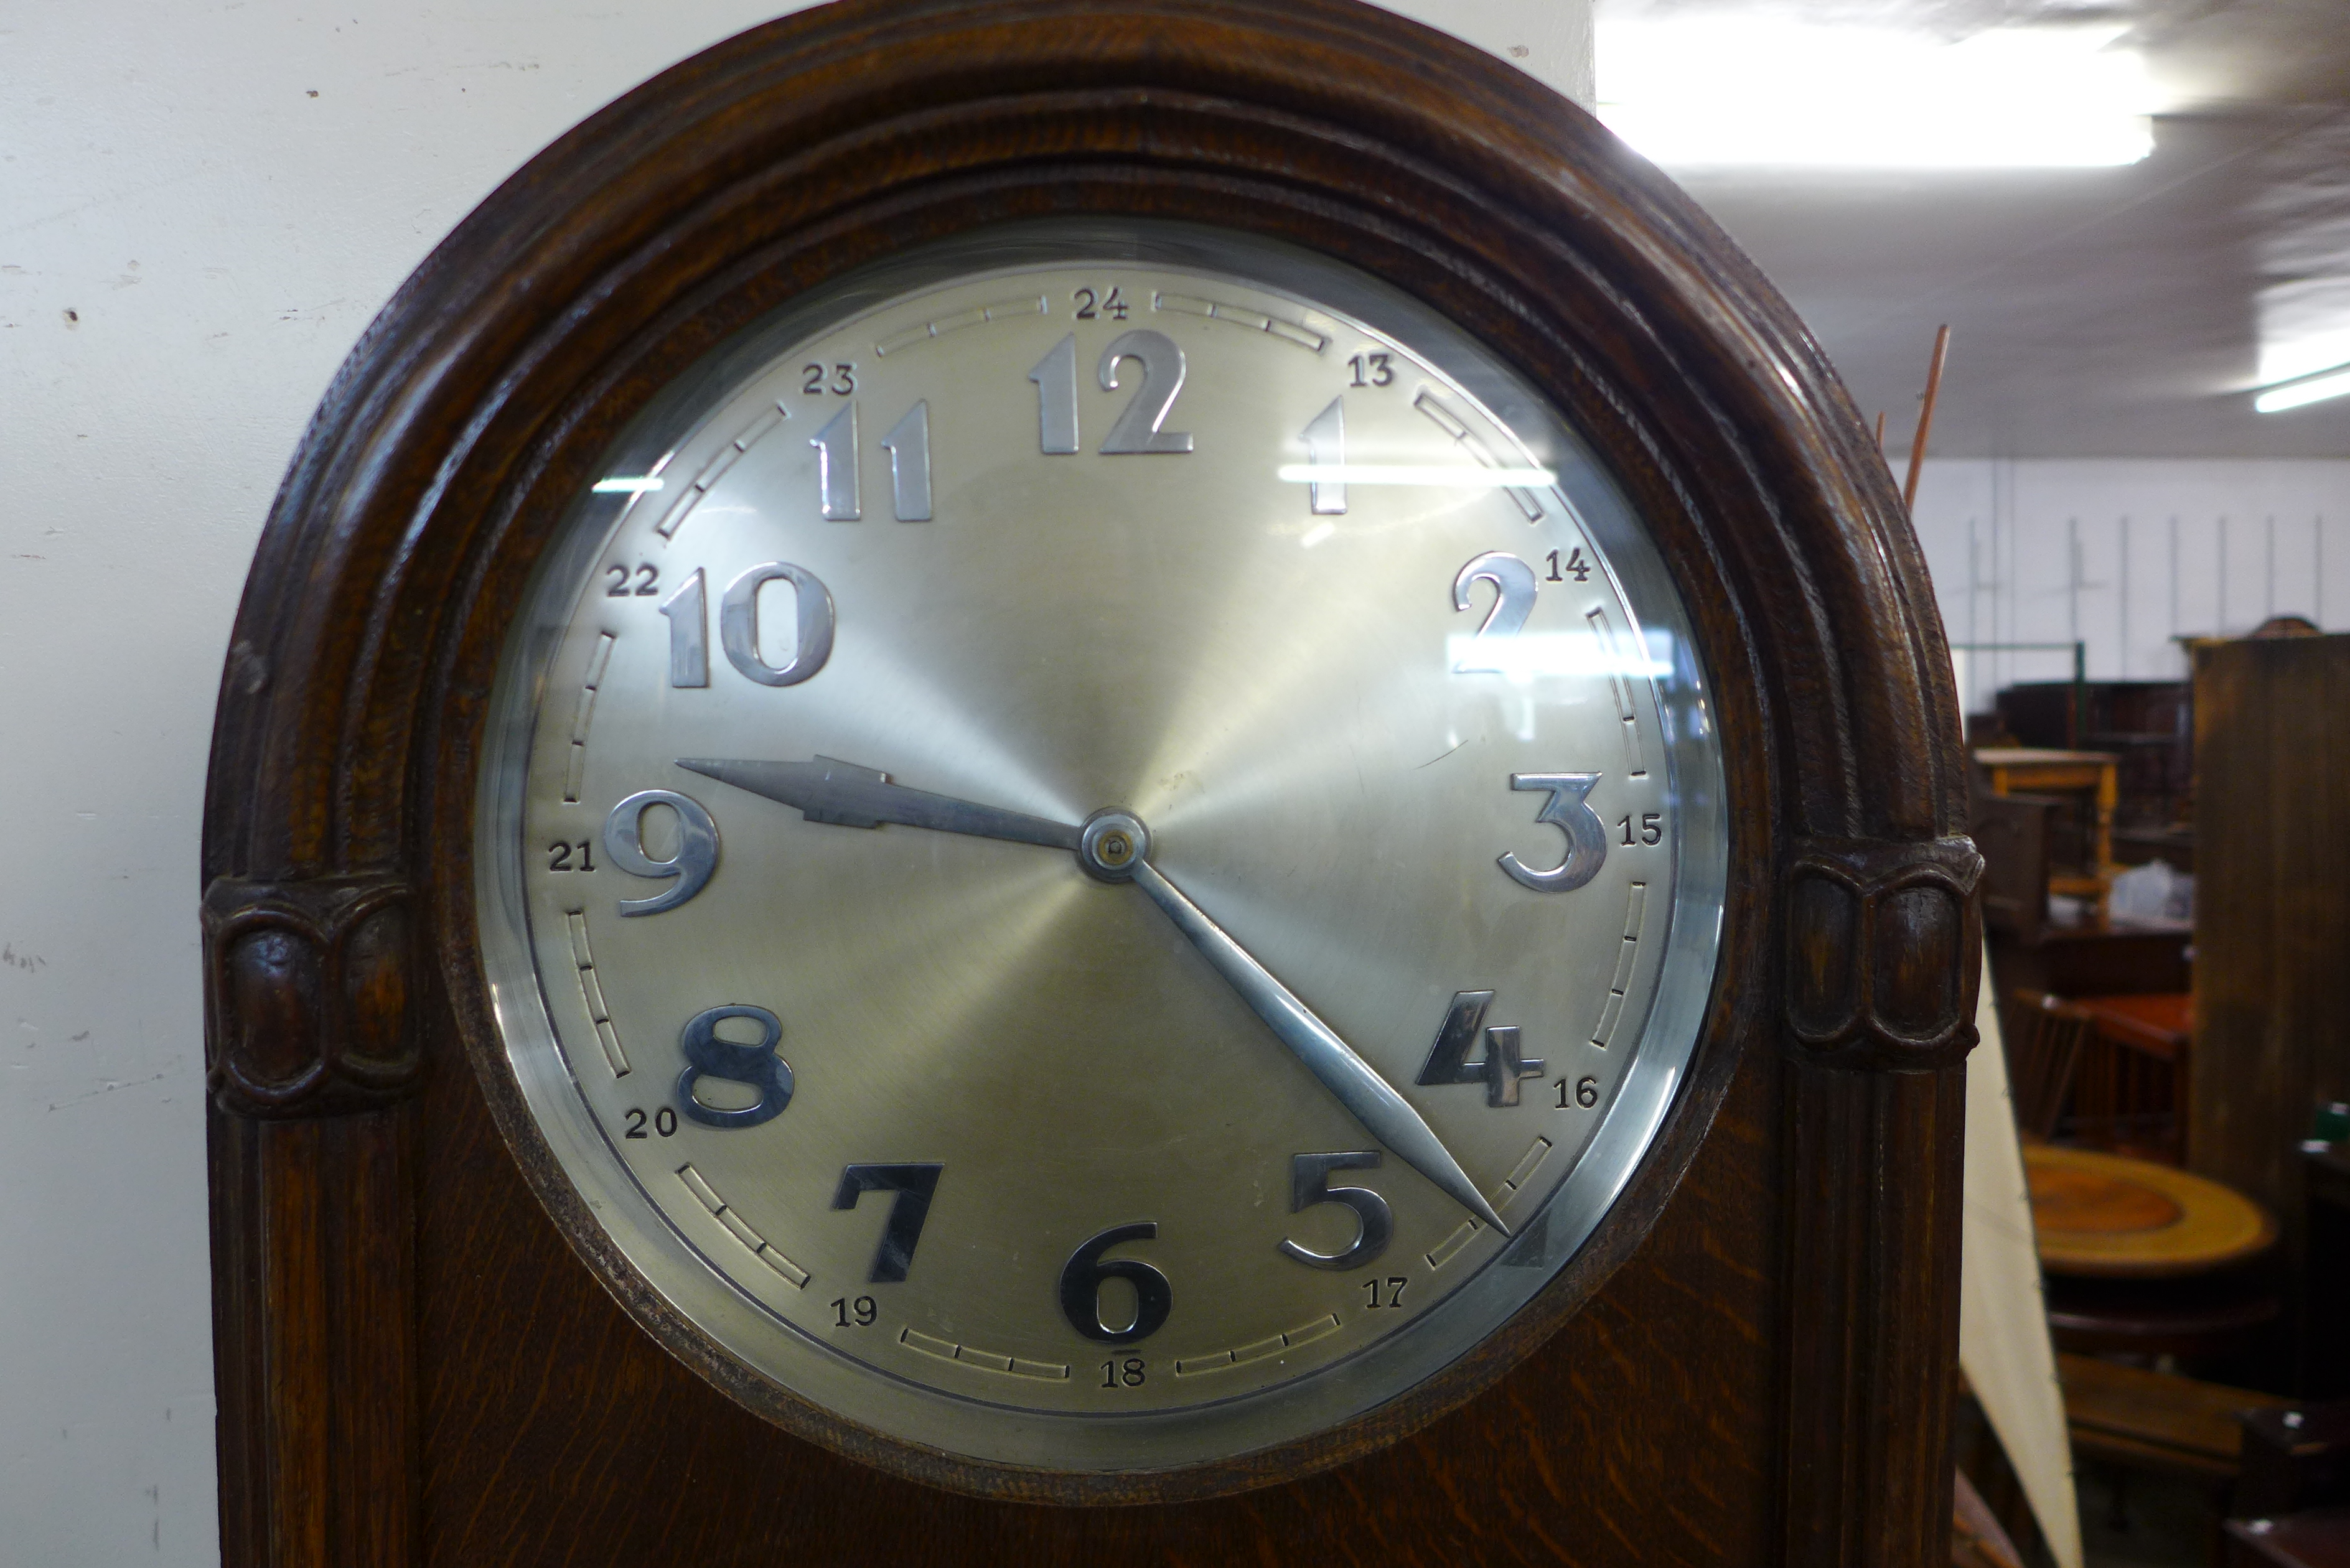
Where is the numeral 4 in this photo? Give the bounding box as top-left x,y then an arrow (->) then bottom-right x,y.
1415,991 -> 1545,1108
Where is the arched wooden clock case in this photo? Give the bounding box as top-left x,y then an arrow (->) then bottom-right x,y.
200,1 -> 1981,1562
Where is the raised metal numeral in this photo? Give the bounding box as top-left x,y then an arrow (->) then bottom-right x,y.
1301,396 -> 1345,515
832,1163 -> 943,1283
1096,330 -> 1193,454
719,561 -> 835,688
1499,773 -> 1607,894
811,404 -> 859,520
1059,1222 -> 1172,1344
1451,551 -> 1538,673
675,1004 -> 793,1129
602,789 -> 721,916
658,567 -> 708,688
1279,1151 -> 1392,1269
1029,334 -> 1080,455
881,400 -> 931,521
1415,990 -> 1546,1107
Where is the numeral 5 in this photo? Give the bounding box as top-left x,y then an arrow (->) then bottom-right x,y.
1278,1151 -> 1393,1271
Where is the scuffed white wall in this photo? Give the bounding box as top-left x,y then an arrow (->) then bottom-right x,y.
0,3 -> 1591,1562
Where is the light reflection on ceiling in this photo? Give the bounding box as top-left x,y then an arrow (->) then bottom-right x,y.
1598,0 -> 2350,452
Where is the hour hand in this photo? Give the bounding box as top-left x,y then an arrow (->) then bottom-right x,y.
676,756 -> 1081,852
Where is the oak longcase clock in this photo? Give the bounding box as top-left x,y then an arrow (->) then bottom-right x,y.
202,2 -> 1982,1563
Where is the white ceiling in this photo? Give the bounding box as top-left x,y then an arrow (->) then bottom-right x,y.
1607,0 -> 2350,457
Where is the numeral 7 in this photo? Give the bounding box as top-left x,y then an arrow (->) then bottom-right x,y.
831,1163 -> 943,1283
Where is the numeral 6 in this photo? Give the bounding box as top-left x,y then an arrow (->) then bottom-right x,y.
1058,1222 -> 1173,1345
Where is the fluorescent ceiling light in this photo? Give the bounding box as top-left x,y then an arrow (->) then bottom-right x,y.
2254,365 -> 2350,414
1598,17 -> 2157,169
592,476 -> 666,493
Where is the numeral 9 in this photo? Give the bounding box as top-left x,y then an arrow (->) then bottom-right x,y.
602,790 -> 721,916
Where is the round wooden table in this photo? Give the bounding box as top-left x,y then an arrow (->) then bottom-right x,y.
2025,1145 -> 2277,1279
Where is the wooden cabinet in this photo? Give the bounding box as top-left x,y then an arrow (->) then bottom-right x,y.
2191,636 -> 2350,1284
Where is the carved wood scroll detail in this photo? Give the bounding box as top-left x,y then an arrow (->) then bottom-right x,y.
202,874 -> 419,1118
1786,836 -> 1983,1070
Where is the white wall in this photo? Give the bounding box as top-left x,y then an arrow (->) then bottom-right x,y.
1911,459 -> 2350,714
0,4 -> 1591,1562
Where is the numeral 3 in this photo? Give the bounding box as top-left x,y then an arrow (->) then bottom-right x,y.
1499,772 -> 1607,893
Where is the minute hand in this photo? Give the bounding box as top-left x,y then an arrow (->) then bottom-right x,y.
1128,858 -> 1509,1236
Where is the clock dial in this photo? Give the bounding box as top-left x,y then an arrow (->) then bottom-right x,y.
477,223 -> 1727,1471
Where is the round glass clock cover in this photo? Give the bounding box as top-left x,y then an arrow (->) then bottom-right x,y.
477,222 -> 1727,1474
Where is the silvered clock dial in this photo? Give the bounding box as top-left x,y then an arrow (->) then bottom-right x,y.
477,222 -> 1727,1475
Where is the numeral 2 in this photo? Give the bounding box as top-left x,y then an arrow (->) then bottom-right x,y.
1097,330 -> 1193,454
1451,552 -> 1537,673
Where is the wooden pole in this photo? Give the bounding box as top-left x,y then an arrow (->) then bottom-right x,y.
1903,324 -> 1952,512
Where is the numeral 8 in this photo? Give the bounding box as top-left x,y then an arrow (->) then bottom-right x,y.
675,1004 -> 793,1129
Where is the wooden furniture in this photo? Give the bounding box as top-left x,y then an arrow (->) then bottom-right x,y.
2005,990 -> 2095,1141
2027,1146 -> 2276,1279
2307,1144 -> 2350,1397
2224,1509 -> 2350,1567
1997,680 -> 2195,850
1974,747 -> 2121,902
1950,1472 -> 2026,1568
2072,992 -> 2191,1164
2236,1401 -> 2350,1519
196,2 -> 1985,1564
1973,792 -> 2060,943
2029,1146 -> 2280,1362
2057,1353 -> 2291,1486
2193,635 -> 2350,1309
1990,918 -> 2191,1002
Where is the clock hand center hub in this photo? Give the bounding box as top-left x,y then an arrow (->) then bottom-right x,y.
1077,808 -> 1151,883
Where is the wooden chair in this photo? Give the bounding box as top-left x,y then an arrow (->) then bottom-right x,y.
2071,1027 -> 2184,1162
2005,989 -> 2096,1142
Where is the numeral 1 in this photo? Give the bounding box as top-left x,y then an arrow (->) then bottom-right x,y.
811,404 -> 859,520
881,400 -> 932,521
1030,334 -> 1080,454
1301,396 -> 1345,516
660,567 -> 709,688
